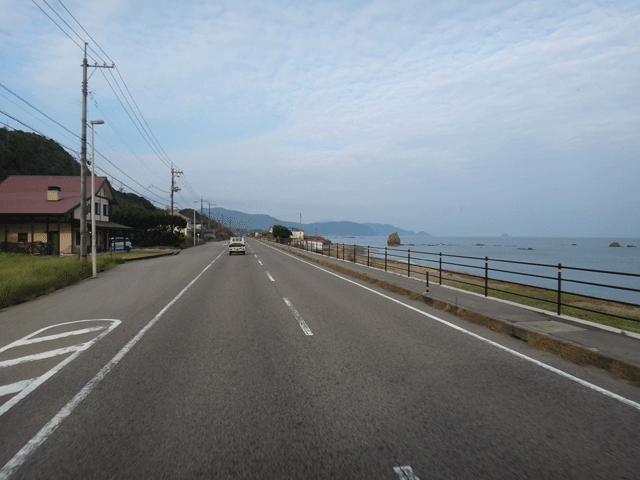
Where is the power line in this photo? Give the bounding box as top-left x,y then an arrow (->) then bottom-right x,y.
0,82 -> 79,139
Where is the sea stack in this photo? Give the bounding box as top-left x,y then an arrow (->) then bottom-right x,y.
609,242 -> 622,247
387,232 -> 401,246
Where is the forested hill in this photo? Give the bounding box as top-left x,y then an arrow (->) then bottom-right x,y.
0,127 -> 80,183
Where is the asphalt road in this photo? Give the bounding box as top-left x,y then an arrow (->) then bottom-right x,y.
1,239 -> 640,479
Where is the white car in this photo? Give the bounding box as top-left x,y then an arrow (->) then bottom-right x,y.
229,237 -> 246,255
110,237 -> 132,252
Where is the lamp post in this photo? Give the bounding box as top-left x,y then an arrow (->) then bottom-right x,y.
90,120 -> 104,278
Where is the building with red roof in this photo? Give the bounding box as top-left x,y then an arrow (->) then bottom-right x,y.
0,176 -> 130,255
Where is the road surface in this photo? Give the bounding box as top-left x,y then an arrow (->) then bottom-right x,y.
1,239 -> 639,479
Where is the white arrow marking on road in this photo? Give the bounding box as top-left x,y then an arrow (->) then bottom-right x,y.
394,465 -> 420,480
283,298 -> 313,336
0,250 -> 225,480
0,319 -> 120,418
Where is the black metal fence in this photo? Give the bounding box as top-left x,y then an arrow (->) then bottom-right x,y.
273,239 -> 640,324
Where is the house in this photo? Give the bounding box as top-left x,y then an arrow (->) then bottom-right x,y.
290,228 -> 304,240
0,175 -> 131,255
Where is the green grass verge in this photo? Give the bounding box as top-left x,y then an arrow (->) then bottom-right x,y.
447,281 -> 640,334
0,252 -> 128,309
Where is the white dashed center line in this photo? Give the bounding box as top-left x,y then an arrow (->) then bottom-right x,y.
283,298 -> 313,336
266,271 -> 275,281
394,465 -> 420,480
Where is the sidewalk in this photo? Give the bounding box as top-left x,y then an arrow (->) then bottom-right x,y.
275,243 -> 640,378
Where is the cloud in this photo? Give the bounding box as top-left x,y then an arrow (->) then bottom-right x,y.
1,0 -> 639,235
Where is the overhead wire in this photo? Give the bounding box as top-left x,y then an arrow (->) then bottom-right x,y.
27,0 -> 203,206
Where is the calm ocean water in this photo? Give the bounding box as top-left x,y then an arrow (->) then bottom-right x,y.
324,235 -> 640,304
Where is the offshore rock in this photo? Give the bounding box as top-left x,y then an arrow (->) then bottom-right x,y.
387,232 -> 401,246
609,242 -> 622,247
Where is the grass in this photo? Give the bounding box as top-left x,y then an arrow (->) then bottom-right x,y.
0,251 -> 170,309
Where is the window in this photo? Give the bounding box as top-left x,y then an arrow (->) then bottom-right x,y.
86,204 -> 90,214
18,232 -> 28,243
103,204 -> 109,217
76,232 -> 80,245
95,202 -> 100,215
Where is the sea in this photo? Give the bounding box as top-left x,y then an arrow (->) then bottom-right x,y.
323,235 -> 640,304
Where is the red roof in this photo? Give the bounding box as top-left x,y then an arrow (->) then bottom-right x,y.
0,176 -> 110,215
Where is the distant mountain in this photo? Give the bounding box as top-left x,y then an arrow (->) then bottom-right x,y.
362,223 -> 429,237
208,207 -> 426,237
303,221 -> 376,236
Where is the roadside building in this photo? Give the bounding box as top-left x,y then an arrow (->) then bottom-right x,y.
0,175 -> 130,255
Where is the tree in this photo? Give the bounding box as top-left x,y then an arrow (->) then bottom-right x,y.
112,207 -> 187,247
271,224 -> 292,239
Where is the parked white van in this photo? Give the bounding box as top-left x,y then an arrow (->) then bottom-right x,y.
229,237 -> 246,255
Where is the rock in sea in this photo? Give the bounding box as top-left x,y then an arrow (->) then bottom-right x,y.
387,232 -> 401,246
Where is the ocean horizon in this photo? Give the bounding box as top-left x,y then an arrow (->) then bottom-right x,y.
322,235 -> 640,304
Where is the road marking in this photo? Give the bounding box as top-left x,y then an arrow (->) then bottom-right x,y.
0,320 -> 120,418
394,465 -> 420,480
0,345 -> 87,368
0,249 -> 226,480
264,243 -> 640,412
254,254 -> 258,258
11,327 -> 105,347
283,298 -> 313,336
258,260 -> 263,266
0,379 -> 37,397
266,271 -> 275,281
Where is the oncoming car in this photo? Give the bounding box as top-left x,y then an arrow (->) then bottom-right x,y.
229,237 -> 246,255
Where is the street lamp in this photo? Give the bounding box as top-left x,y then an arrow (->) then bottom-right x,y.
90,119 -> 104,278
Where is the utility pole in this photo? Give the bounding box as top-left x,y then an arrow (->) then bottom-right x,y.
80,43 -> 113,265
170,166 -> 182,233
200,198 -> 208,239
170,166 -> 182,216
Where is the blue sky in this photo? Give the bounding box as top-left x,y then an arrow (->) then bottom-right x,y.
1,0 -> 639,236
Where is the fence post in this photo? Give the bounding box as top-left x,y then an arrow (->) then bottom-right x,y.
439,253 -> 442,285
342,244 -> 344,260
385,247 -> 388,271
426,269 -> 429,293
557,263 -> 562,316
367,246 -> 370,267
484,257 -> 489,297
353,244 -> 356,263
407,249 -> 411,277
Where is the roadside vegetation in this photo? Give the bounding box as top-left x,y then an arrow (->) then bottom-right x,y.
0,251 -> 169,309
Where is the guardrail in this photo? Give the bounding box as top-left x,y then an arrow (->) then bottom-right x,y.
273,238 -> 640,324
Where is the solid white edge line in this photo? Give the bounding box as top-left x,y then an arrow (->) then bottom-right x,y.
263,242 -> 640,412
283,297 -> 313,336
0,249 -> 225,480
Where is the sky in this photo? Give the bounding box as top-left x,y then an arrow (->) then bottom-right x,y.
1,0 -> 639,237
